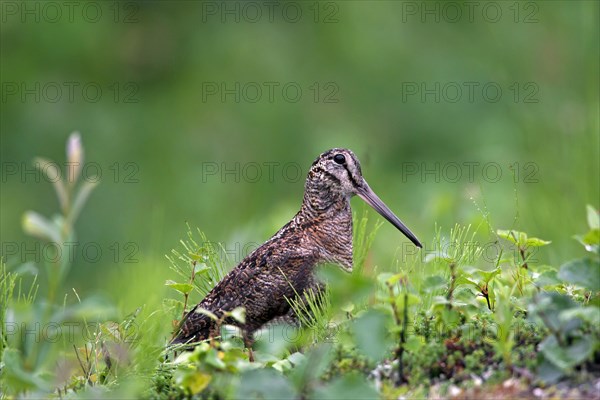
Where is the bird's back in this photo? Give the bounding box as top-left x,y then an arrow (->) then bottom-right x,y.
171,220 -> 321,345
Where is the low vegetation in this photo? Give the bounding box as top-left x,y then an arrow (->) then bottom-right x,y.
1,135 -> 598,399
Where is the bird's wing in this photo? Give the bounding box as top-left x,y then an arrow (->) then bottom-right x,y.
171,230 -> 318,345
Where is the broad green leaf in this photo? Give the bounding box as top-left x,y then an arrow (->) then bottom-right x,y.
539,335 -> 594,370
480,267 -> 502,283
175,370 -> 212,395
558,258 -> 600,291
422,275 -> 446,292
352,309 -> 390,361
560,306 -> 600,326
534,270 -> 561,288
394,293 -> 421,310
587,205 -> 599,230
537,358 -> 564,383
286,352 -> 306,366
385,273 -> 404,286
1,349 -> 51,393
165,280 -> 194,295
237,369 -> 297,400
254,325 -> 296,357
404,335 -> 424,352
272,359 -> 292,372
204,348 -> 227,370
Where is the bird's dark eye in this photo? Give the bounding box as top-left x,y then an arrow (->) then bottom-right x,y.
333,154 -> 346,164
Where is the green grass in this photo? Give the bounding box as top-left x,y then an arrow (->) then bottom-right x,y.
1,136 -> 599,399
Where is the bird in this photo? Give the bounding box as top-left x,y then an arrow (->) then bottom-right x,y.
171,148 -> 422,352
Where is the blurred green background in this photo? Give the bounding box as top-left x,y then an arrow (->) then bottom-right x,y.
1,1 -> 598,310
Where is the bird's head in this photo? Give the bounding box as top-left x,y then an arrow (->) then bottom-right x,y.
305,148 -> 422,248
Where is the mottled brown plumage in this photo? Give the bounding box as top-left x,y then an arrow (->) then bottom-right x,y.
171,148 -> 421,346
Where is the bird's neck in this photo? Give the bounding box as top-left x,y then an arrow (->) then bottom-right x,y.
293,187 -> 354,270
298,184 -> 350,220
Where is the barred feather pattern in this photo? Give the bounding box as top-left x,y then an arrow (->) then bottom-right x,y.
171,149 -> 364,345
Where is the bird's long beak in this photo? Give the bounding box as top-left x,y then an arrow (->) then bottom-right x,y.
356,182 -> 422,248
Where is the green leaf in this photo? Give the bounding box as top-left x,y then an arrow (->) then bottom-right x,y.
497,229 -> 526,245
385,273 -> 404,286
237,369 -> 297,400
394,293 -> 421,310
0,348 -> 51,393
479,267 -> 501,283
537,358 -> 565,383
352,309 -> 390,361
165,280 -> 194,295
574,229 -> 599,253
539,335 -> 594,371
174,369 -> 212,395
286,352 -> 306,366
526,237 -> 552,247
586,205 -> 599,230
560,306 -> 600,326
422,275 -> 446,292
404,335 -> 424,352
204,348 -> 227,370
534,270 -> 561,288
558,258 -> 600,292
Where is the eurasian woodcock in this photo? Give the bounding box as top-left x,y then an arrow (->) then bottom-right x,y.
171,148 -> 421,347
